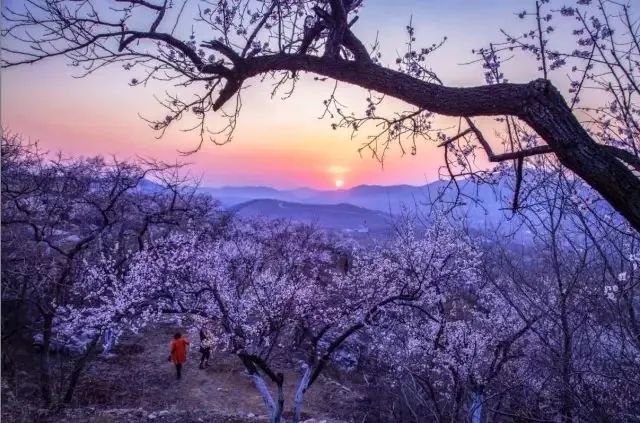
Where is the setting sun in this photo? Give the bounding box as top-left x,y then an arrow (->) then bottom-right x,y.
335,178 -> 344,189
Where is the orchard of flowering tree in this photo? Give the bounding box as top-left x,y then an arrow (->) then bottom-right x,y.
2,130 -> 639,421
2,0 -> 640,422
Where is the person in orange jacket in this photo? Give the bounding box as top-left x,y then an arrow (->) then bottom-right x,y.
168,332 -> 189,380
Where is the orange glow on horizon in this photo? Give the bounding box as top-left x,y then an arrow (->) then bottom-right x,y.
1,0 -> 503,189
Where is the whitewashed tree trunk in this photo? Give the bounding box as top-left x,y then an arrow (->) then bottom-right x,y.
102,329 -> 115,355
470,389 -> 484,423
292,365 -> 312,423
251,372 -> 279,422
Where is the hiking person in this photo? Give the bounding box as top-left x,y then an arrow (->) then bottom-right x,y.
199,327 -> 213,369
168,332 -> 189,380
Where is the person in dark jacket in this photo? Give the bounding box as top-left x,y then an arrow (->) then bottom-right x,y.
199,327 -> 213,369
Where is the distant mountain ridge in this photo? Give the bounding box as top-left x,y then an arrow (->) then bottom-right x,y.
199,182 -> 451,209
140,175 -> 609,240
141,178 -> 522,233
205,182 -> 515,237
198,180 -> 509,225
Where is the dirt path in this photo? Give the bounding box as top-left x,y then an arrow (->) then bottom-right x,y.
162,332 -> 268,417
72,321 -> 360,421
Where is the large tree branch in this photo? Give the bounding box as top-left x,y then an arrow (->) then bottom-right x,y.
239,54 -> 535,115
214,53 -> 640,231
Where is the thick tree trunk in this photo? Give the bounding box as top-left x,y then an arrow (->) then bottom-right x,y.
102,329 -> 115,355
519,81 -> 640,233
239,353 -> 286,423
250,372 -> 280,423
292,366 -> 312,423
470,388 -> 485,423
63,335 -> 100,404
237,55 -> 640,232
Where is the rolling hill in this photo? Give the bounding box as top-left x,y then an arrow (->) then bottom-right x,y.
231,199 -> 394,234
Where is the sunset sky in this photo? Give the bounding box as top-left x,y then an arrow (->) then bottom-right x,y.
2,1 -> 554,189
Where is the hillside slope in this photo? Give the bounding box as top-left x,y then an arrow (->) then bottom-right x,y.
232,199 -> 393,234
